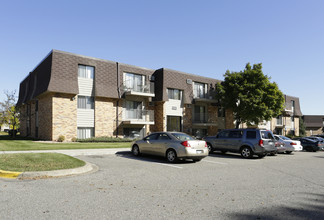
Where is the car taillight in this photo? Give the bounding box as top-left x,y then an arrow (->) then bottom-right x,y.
290,142 -> 297,145
259,140 -> 264,147
205,142 -> 207,148
181,141 -> 191,147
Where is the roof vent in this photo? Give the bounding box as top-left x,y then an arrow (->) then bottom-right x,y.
186,79 -> 192,84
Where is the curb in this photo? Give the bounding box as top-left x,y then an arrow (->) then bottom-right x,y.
0,170 -> 22,179
0,162 -> 98,180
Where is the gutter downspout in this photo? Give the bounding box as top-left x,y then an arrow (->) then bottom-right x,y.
116,62 -> 120,138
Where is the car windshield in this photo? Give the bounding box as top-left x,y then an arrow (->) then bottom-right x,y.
171,133 -> 194,141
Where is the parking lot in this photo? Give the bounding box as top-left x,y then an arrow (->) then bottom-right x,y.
1,151 -> 324,219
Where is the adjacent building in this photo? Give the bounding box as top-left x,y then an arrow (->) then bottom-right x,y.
17,50 -> 234,141
247,95 -> 303,136
303,115 -> 324,136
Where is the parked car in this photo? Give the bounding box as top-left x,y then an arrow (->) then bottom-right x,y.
274,140 -> 286,153
131,132 -> 208,163
307,136 -> 324,150
204,129 -> 277,158
293,137 -> 320,152
274,135 -> 303,153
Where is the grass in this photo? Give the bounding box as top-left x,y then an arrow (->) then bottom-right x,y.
0,153 -> 86,172
0,135 -> 132,151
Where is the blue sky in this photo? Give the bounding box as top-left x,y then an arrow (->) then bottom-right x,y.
0,0 -> 323,115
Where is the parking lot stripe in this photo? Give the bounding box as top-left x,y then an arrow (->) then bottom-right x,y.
202,160 -> 228,165
155,163 -> 183,169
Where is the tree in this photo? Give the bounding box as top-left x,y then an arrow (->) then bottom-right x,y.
0,90 -> 20,136
299,117 -> 306,137
216,63 -> 285,128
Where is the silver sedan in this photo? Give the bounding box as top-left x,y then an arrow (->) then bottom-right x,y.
131,132 -> 208,163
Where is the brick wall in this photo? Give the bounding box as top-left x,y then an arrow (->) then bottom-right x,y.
52,94 -> 77,141
95,97 -> 116,137
38,94 -> 53,140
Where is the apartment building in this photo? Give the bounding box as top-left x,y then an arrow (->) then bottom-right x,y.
17,50 -> 234,141
255,95 -> 302,136
303,115 -> 324,136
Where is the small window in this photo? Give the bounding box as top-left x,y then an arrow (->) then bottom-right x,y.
229,130 -> 243,138
145,133 -> 159,140
158,133 -> 171,140
78,96 -> 94,109
246,131 -> 257,139
168,88 -> 181,100
78,65 -> 94,79
218,130 -> 230,138
77,127 -> 94,139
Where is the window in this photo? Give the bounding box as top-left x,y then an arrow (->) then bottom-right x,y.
157,133 -> 171,140
167,116 -> 182,132
194,105 -> 207,122
78,96 -> 94,109
144,133 -> 159,141
125,100 -> 143,119
276,115 -> 283,125
78,65 -> 94,79
229,130 -> 243,138
168,88 -> 181,100
194,82 -> 206,98
218,130 -> 230,138
246,131 -> 256,139
261,131 -> 274,140
77,127 -> 94,139
124,72 -> 143,92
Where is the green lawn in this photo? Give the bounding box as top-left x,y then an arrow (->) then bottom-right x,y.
0,153 -> 86,172
0,135 -> 132,151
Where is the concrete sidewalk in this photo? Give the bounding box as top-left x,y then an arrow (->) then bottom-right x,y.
0,148 -> 130,156
0,148 -> 130,180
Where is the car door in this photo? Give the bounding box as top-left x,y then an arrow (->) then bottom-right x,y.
213,130 -> 230,150
153,133 -> 172,156
228,130 -> 243,152
140,133 -> 159,154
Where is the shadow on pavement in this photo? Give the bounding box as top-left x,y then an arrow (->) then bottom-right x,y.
115,151 -> 196,164
208,151 -> 263,160
227,192 -> 324,220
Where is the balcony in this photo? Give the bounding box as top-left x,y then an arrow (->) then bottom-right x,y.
122,109 -> 154,125
193,90 -> 218,103
192,113 -> 218,126
122,82 -> 155,97
283,102 -> 294,116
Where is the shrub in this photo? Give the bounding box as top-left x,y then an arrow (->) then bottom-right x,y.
57,135 -> 65,142
71,137 -> 77,142
76,136 -> 133,143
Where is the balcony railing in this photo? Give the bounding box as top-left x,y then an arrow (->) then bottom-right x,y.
193,90 -> 217,102
122,82 -> 155,96
123,109 -> 154,124
193,113 -> 208,123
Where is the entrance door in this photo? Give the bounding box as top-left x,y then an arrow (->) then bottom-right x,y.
167,116 -> 182,132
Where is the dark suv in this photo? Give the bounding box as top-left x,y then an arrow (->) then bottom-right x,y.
204,129 -> 277,158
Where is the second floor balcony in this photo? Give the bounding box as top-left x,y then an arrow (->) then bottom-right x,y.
192,113 -> 218,126
193,90 -> 218,103
122,82 -> 155,97
122,109 -> 154,125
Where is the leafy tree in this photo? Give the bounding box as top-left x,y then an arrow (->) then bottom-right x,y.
0,90 -> 20,136
299,116 -> 306,137
216,63 -> 285,128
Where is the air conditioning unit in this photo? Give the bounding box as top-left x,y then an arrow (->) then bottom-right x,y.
186,79 -> 192,84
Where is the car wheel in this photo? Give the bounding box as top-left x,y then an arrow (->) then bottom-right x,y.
241,147 -> 253,159
305,147 -> 312,152
132,145 -> 140,156
207,143 -> 213,153
286,151 -> 292,154
166,149 -> 178,163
